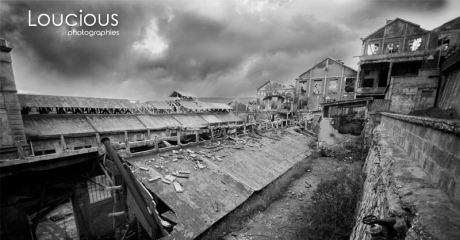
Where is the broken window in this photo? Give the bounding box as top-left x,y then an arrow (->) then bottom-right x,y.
408,38 -> 422,51
363,78 -> 374,88
387,42 -> 399,53
344,78 -> 355,93
438,33 -> 451,50
367,43 -> 380,55
328,79 -> 338,94
313,80 -> 322,95
300,81 -> 308,94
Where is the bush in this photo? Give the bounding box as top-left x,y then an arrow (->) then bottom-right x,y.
296,168 -> 364,240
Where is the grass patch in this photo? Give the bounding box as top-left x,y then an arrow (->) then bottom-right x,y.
295,167 -> 365,240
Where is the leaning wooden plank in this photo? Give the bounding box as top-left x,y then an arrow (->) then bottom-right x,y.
173,182 -> 184,193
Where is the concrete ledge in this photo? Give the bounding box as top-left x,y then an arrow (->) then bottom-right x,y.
351,125 -> 460,240
381,112 -> 460,135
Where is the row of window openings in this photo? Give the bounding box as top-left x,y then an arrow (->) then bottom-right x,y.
367,38 -> 423,55
367,33 -> 452,55
299,78 -> 356,95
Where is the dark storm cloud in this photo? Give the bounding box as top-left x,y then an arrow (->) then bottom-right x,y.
373,0 -> 447,10
0,0 -> 162,80
0,0 -> 456,99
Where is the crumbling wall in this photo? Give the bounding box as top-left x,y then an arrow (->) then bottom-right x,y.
388,74 -> 439,114
351,125 -> 460,240
380,113 -> 460,203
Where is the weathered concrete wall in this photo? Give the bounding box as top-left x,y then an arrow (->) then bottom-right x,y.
351,124 -> 460,240
380,113 -> 460,203
388,74 -> 439,114
438,66 -> 460,114
0,39 -> 28,159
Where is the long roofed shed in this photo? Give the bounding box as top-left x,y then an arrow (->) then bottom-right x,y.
18,94 -> 135,109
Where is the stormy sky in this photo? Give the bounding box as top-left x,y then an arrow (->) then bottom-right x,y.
1,0 -> 458,100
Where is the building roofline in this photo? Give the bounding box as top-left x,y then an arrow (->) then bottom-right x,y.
362,18 -> 428,41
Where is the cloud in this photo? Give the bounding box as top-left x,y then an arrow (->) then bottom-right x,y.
0,0 -> 456,99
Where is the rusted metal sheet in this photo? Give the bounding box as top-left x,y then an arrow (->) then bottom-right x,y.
213,112 -> 242,123
126,129 -> 311,239
198,113 -> 222,124
171,114 -> 208,128
22,115 -> 96,138
18,94 -> 134,109
137,115 -> 182,130
86,115 -> 146,133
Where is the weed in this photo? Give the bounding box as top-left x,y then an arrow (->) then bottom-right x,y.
295,167 -> 365,240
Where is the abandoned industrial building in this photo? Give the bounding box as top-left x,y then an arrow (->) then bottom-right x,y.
1,14 -> 460,240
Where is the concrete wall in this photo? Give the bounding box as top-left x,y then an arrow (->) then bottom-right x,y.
0,39 -> 28,159
351,124 -> 460,240
438,66 -> 460,114
387,72 -> 439,114
380,113 -> 460,203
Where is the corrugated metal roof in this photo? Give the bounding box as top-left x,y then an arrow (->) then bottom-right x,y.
147,101 -> 173,110
126,129 -> 311,239
171,114 -> 209,128
136,115 -> 182,130
22,115 -> 96,138
18,94 -> 134,109
86,115 -> 146,133
198,102 -> 232,110
198,113 -> 222,124
213,112 -> 242,123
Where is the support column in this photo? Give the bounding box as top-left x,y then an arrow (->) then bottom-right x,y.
195,131 -> 199,143
154,136 -> 158,151
177,130 -> 181,145
386,62 -> 394,99
125,138 -> 130,154
210,127 -> 214,140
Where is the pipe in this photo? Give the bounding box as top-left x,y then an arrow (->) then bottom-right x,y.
101,137 -> 161,239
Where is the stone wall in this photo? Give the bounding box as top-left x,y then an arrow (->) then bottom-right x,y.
351,124 -> 460,240
381,113 -> 460,203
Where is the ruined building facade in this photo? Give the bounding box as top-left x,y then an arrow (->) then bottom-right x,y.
356,17 -> 460,114
296,57 -> 357,112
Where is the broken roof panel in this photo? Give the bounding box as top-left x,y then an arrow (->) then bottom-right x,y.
22,115 -> 96,138
126,129 -> 310,239
171,114 -> 208,128
213,112 -> 242,123
136,115 -> 182,130
18,94 -> 135,109
178,101 -> 200,111
198,113 -> 222,124
147,101 -> 173,110
86,115 -> 146,133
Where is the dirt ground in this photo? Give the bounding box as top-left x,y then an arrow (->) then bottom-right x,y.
222,157 -> 363,240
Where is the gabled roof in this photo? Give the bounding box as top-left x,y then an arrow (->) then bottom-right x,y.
170,90 -> 196,99
257,81 -> 295,91
362,18 -> 429,41
298,57 -> 357,78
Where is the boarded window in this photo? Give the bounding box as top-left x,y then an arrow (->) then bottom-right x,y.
387,42 -> 399,53
313,80 -> 322,95
367,43 -> 380,55
421,90 -> 434,98
408,38 -> 422,51
345,78 -> 355,93
328,79 -> 338,94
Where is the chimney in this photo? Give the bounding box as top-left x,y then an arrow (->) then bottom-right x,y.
0,38 -> 29,159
